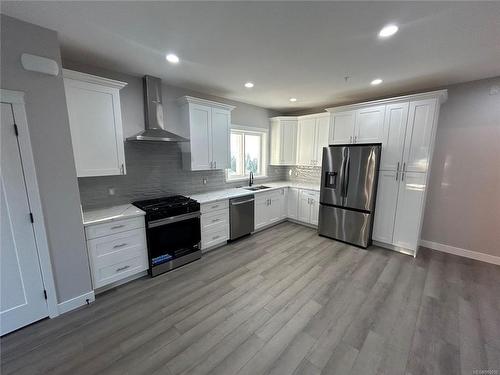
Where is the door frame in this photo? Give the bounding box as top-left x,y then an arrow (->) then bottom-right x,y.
1,89 -> 59,319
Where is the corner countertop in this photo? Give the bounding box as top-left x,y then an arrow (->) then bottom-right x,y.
188,181 -> 320,204
82,204 -> 145,226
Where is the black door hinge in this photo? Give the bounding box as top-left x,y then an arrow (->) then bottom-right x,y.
43,290 -> 48,300
14,123 -> 19,136
29,212 -> 34,223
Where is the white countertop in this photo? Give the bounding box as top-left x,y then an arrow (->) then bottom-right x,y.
188,181 -> 319,204
82,204 -> 145,226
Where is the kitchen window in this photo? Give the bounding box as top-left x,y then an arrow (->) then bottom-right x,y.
227,126 -> 267,181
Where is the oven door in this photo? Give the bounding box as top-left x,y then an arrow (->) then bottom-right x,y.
147,212 -> 201,266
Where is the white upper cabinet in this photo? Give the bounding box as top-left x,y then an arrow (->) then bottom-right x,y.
178,96 -> 235,171
297,117 -> 316,166
354,105 -> 386,143
403,98 -> 437,173
297,114 -> 330,166
63,69 -> 127,177
269,117 -> 298,165
379,102 -> 409,171
329,110 -> 355,145
328,106 -> 385,145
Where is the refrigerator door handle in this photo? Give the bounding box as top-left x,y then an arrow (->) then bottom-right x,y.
339,149 -> 347,197
344,148 -> 351,197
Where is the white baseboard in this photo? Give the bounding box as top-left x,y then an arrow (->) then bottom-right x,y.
57,291 -> 95,315
419,240 -> 500,266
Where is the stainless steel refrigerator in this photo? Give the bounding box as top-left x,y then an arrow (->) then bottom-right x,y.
318,144 -> 381,248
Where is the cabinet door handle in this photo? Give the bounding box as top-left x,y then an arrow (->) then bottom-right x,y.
111,224 -> 125,230
116,265 -> 130,272
214,161 -> 217,169
403,162 -> 406,172
120,163 -> 125,174
396,162 -> 400,181
349,136 -> 352,143
113,243 -> 127,249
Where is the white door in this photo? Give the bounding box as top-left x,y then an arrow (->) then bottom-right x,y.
309,192 -> 320,225
254,194 -> 270,230
379,102 -> 409,171
269,121 -> 282,165
297,118 -> 316,166
211,107 -> 230,170
314,116 -> 330,166
402,99 -> 437,173
189,103 -> 212,170
281,120 -> 298,165
297,190 -> 312,223
329,111 -> 355,144
269,193 -> 283,224
372,171 -> 400,243
1,103 -> 48,335
287,188 -> 299,219
64,80 -> 125,177
354,105 -> 385,143
393,172 -> 427,251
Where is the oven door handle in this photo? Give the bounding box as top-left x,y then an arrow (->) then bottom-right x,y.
148,211 -> 201,228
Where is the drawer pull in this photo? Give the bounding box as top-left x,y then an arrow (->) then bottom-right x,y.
211,205 -> 219,209
113,243 -> 128,249
211,218 -> 220,223
116,265 -> 130,272
111,224 -> 125,230
212,235 -> 220,240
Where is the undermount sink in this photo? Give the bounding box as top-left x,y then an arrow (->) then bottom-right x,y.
243,185 -> 271,191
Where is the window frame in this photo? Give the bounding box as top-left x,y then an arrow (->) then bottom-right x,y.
226,125 -> 268,182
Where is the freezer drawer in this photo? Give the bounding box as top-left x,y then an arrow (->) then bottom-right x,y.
318,204 -> 373,248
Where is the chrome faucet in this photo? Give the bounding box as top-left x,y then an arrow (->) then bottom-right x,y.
249,171 -> 254,186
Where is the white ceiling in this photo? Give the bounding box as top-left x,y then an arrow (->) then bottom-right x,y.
2,1 -> 500,112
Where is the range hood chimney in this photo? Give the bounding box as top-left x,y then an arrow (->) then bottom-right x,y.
127,75 -> 188,142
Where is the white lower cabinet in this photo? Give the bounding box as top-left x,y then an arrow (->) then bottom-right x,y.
200,200 -> 229,251
85,219 -> 148,289
254,189 -> 286,230
297,190 -> 319,225
373,171 -> 427,253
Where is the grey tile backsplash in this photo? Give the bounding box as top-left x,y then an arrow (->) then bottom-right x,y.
78,142 -> 287,209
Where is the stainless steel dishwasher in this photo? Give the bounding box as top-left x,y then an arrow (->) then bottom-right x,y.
229,195 -> 255,240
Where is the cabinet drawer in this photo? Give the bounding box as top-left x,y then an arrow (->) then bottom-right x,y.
87,228 -> 146,267
201,210 -> 229,232
85,217 -> 145,240
201,200 -> 229,214
93,254 -> 148,289
201,227 -> 228,250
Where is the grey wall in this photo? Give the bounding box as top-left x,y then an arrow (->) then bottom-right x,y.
421,77 -> 500,257
63,61 -> 285,209
1,15 -> 92,303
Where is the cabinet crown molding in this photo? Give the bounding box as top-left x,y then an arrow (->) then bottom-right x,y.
62,69 -> 127,89
177,95 -> 235,111
326,89 -> 447,113
270,112 -> 328,121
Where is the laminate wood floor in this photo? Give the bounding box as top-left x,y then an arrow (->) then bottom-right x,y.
2,222 -> 499,375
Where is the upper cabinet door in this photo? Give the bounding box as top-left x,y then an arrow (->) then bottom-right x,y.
379,102 -> 409,171
354,105 -> 385,144
281,120 -> 298,165
297,118 -> 316,165
329,111 -> 355,144
270,121 -> 282,165
211,107 -> 230,170
188,103 -> 212,171
403,99 -> 437,173
393,172 -> 427,251
314,116 -> 330,165
64,73 -> 127,177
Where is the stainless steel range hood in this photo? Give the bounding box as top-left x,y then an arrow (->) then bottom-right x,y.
127,75 -> 188,142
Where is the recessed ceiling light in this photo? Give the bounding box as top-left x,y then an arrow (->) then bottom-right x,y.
166,53 -> 180,64
289,98 -> 297,102
244,82 -> 254,88
379,24 -> 398,38
371,78 -> 383,86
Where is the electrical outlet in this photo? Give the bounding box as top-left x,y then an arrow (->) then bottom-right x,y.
490,86 -> 499,95
108,187 -> 116,196
202,177 -> 207,185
